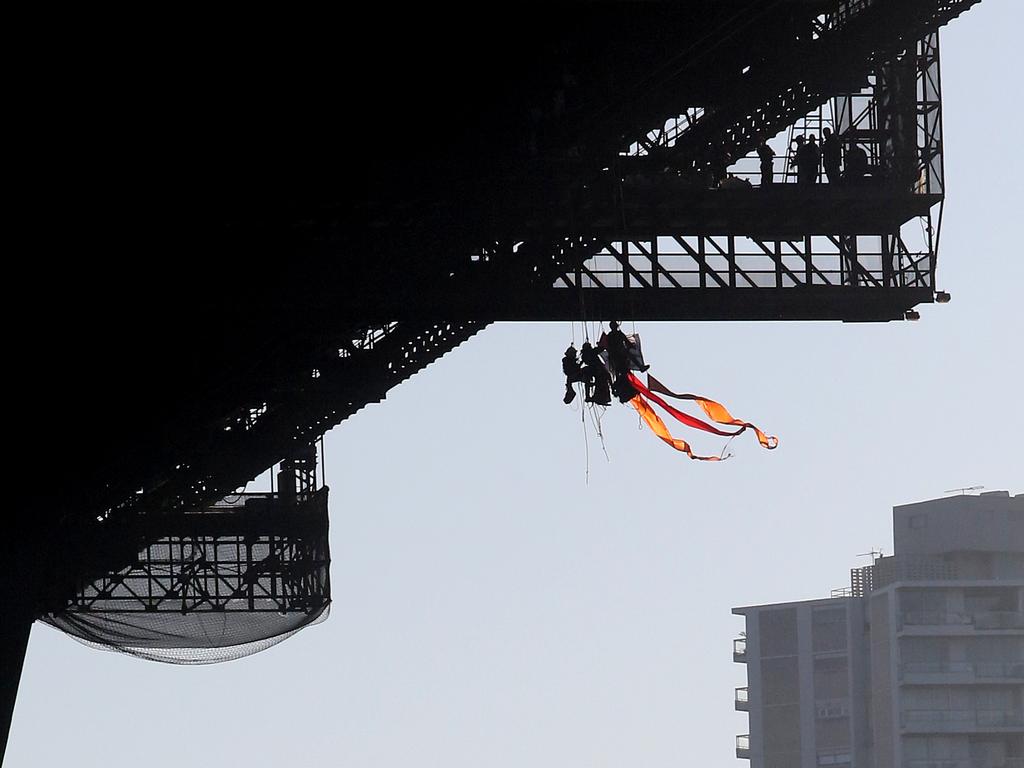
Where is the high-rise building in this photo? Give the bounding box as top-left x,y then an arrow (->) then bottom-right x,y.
734,491 -> 1024,768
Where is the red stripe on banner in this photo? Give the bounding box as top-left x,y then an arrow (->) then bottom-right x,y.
645,374 -> 778,450
627,373 -> 743,438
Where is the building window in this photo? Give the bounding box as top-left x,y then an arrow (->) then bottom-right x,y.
760,608 -> 798,658
814,656 -> 850,700
763,657 -> 801,705
813,608 -> 848,653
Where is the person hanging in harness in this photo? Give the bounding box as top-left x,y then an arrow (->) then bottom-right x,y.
560,324 -> 779,460
561,344 -> 584,404
604,321 -> 650,403
605,321 -> 630,379
581,341 -> 612,406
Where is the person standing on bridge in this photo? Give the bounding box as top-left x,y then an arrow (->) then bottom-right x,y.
757,141 -> 775,186
791,135 -> 805,182
822,127 -> 842,184
796,134 -> 820,185
844,142 -> 869,183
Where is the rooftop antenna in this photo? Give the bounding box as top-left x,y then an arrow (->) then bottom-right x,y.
856,548 -> 883,561
943,485 -> 984,496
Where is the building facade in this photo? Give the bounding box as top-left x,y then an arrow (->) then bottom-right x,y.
734,491 -> 1024,768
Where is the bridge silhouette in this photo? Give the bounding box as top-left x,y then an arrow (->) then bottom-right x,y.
3,1 -> 983,760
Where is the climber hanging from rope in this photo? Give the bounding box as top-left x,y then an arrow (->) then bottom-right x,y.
580,341 -> 612,406
561,344 -> 584,404
598,320 -> 648,403
561,323 -> 778,460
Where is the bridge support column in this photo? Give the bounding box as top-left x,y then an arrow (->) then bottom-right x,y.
1,609 -> 32,764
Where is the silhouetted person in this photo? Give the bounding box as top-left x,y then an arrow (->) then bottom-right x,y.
791,135 -> 805,181
844,143 -> 869,183
561,344 -> 583,404
796,134 -> 820,185
606,321 -> 646,403
581,341 -> 611,406
757,141 -> 775,186
606,321 -> 630,379
806,134 -> 823,184
822,127 -> 842,184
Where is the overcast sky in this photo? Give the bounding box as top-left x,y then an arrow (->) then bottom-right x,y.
8,5 -> 1022,767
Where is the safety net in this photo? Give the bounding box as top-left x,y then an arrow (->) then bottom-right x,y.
41,490 -> 331,664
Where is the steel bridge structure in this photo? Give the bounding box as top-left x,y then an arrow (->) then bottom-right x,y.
3,1 -> 985,760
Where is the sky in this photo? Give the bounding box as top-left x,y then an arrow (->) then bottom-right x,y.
7,5 -> 1022,767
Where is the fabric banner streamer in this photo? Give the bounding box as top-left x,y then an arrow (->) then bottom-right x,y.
630,393 -> 724,461
559,334 -> 777,460
627,373 -> 743,438
645,374 -> 779,450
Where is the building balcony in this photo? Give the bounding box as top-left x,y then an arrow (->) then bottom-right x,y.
734,637 -> 747,663
900,661 -> 1024,685
735,686 -> 749,711
901,709 -> 1024,733
736,735 -> 750,760
900,611 -> 1024,635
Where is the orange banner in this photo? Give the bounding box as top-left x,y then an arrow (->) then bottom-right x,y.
645,374 -> 778,450
628,373 -> 743,437
630,394 -> 724,461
